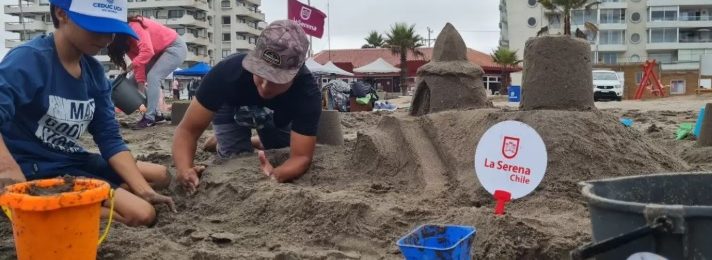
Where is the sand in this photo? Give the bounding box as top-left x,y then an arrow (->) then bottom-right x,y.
0,96 -> 710,259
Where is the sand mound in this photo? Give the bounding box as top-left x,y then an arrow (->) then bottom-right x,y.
0,109 -> 689,259
352,108 -> 687,258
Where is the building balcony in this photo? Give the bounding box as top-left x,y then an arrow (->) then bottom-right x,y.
648,0 -> 712,6
594,44 -> 628,52
4,39 -> 24,49
180,33 -> 210,46
234,23 -> 261,36
164,15 -> 209,28
647,20 -> 712,29
185,52 -> 209,63
4,3 -> 49,15
598,23 -> 627,30
647,41 -> 712,50
4,20 -> 50,32
233,39 -> 254,50
244,0 -> 261,5
128,0 -> 210,12
235,6 -> 265,21
598,2 -> 627,9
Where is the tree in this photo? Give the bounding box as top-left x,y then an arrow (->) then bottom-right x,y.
384,23 -> 424,96
362,31 -> 385,48
538,0 -> 601,36
491,46 -> 522,95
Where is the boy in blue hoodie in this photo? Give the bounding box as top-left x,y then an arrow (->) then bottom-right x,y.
0,0 -> 174,226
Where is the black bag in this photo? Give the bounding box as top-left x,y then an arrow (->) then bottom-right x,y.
350,82 -> 372,98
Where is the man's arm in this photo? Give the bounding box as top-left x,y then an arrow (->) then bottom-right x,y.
172,99 -> 214,191
260,131 -> 316,183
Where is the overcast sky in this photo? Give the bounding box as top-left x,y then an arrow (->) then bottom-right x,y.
0,0 -> 501,59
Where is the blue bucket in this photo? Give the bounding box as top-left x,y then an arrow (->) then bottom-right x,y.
397,224 -> 477,260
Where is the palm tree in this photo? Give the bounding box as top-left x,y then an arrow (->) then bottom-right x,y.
384,23 -> 424,95
362,31 -> 385,48
491,46 -> 522,95
538,0 -> 601,36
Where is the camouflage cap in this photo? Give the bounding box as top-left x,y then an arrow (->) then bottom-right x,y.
243,20 -> 310,84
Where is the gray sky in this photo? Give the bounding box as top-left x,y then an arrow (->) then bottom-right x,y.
0,0 -> 501,59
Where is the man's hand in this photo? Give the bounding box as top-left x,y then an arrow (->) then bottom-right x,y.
258,151 -> 275,181
177,166 -> 206,194
138,189 -> 177,213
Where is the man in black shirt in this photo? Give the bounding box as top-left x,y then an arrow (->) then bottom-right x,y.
172,20 -> 321,192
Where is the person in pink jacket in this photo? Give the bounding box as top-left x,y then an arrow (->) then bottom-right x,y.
108,16 -> 187,129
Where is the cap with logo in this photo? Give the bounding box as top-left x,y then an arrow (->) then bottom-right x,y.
49,0 -> 138,39
242,20 -> 310,85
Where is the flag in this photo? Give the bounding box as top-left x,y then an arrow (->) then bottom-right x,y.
288,0 -> 327,38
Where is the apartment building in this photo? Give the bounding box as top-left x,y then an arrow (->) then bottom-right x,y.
3,0 -> 264,75
500,0 -> 712,69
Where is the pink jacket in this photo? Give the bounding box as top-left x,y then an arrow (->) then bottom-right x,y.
128,18 -> 178,84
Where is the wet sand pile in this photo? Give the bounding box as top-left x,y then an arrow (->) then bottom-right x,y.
0,108 -> 692,259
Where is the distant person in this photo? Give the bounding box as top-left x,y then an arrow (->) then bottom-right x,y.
108,16 -> 187,129
0,0 -> 174,226
172,79 -> 180,100
172,20 -> 321,193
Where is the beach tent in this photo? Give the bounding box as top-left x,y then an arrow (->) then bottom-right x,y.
353,58 -> 400,74
321,61 -> 354,76
174,62 -> 211,76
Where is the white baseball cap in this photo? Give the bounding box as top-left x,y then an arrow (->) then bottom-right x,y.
50,0 -> 138,39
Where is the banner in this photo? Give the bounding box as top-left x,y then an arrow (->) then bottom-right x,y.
288,0 -> 327,38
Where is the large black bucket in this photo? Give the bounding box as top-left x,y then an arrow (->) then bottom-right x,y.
573,172 -> 712,260
111,73 -> 146,115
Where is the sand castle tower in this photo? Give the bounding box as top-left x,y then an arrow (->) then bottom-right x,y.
409,23 -> 492,116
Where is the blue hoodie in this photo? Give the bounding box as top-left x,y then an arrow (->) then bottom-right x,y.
0,34 -> 128,177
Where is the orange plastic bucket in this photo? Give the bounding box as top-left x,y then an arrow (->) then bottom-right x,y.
0,177 -> 113,260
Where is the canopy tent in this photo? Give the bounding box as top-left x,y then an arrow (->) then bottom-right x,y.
321,61 -> 354,76
305,58 -> 328,74
167,68 -> 182,79
174,62 -> 211,76
353,58 -> 400,74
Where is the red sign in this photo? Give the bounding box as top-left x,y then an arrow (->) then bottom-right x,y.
502,136 -> 520,159
288,0 -> 327,38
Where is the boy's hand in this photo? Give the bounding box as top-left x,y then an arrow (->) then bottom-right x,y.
139,189 -> 177,213
258,151 -> 275,181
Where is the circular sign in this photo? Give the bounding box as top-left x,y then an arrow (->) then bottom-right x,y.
474,120 -> 548,199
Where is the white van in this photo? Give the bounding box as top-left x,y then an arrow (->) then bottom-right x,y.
593,70 -> 623,101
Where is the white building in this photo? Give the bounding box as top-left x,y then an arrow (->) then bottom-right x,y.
500,0 -> 712,71
3,0 -> 264,76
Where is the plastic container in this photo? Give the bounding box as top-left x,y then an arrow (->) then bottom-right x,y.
574,172 -> 712,259
397,224 -> 477,260
111,73 -> 146,115
0,178 -> 111,260
508,85 -> 521,102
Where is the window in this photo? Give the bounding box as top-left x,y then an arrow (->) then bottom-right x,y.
528,0 -> 536,7
648,52 -> 674,64
600,9 -> 625,24
600,30 -> 625,45
222,16 -> 231,25
547,14 -> 561,28
649,28 -> 677,43
175,28 -> 186,35
636,71 -> 644,83
483,76 -> 502,95
39,0 -> 49,5
631,12 -> 641,23
208,32 -> 213,42
678,49 -> 712,61
630,54 -> 641,63
168,10 -> 184,19
670,80 -> 685,94
142,9 -> 154,17
221,0 -> 230,7
630,33 -> 641,44
600,53 -> 618,64
222,49 -> 231,58
527,17 -> 537,27
573,10 -> 596,25
248,37 -> 257,44
650,7 -> 677,22
222,33 -> 230,41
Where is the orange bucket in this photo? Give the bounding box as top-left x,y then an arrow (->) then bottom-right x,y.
0,177 -> 114,260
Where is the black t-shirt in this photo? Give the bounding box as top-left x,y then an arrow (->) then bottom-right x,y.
196,54 -> 322,136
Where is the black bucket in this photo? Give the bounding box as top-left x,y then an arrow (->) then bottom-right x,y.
111,73 -> 146,115
572,172 -> 712,260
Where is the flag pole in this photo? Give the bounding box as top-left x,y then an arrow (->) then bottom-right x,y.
327,0 -> 331,61
307,0 -> 313,57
